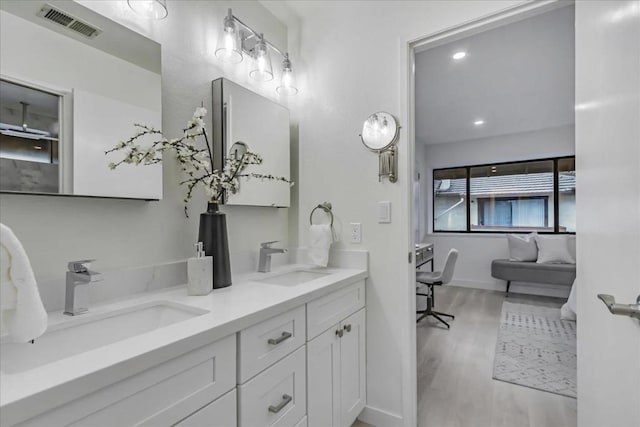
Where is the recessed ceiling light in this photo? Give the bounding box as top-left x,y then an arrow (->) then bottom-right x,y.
452,51 -> 467,60
474,119 -> 485,126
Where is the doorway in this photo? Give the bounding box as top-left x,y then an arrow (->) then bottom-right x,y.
406,2 -> 578,425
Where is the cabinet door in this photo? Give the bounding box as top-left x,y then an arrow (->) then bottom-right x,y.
307,324 -> 341,427
339,308 -> 366,427
174,388 -> 236,427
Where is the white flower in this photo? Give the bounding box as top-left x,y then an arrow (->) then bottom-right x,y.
193,107 -> 207,118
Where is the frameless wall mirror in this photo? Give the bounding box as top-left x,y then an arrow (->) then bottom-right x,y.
0,0 -> 162,200
212,78 -> 291,207
0,80 -> 61,193
360,111 -> 400,182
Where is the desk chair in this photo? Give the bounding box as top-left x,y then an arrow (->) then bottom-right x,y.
416,248 -> 458,329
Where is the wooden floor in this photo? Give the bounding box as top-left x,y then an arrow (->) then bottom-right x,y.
416,286 -> 577,427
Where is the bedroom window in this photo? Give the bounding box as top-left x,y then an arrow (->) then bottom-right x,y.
433,156 -> 575,233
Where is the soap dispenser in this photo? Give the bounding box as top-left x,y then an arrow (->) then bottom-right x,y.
187,242 -> 213,296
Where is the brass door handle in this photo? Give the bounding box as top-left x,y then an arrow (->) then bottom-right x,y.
597,294 -> 640,319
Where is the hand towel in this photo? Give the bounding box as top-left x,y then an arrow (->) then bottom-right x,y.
0,223 -> 47,342
308,224 -> 333,267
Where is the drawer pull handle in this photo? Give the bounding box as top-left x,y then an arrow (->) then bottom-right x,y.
343,324 -> 352,333
336,329 -> 344,338
268,331 -> 292,345
268,394 -> 293,413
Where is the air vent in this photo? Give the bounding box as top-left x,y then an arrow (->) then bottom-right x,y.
36,4 -> 102,39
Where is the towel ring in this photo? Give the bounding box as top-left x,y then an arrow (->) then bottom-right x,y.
310,202 -> 334,227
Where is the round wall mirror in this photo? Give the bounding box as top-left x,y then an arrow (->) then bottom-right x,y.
360,112 -> 400,152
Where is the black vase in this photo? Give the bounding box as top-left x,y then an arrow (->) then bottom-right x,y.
198,201 -> 232,289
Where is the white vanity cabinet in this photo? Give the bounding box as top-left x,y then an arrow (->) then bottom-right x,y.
236,306 -> 307,427
11,334 -> 237,427
306,281 -> 367,427
174,389 -> 237,427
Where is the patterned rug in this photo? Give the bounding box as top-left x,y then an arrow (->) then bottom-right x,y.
493,302 -> 577,398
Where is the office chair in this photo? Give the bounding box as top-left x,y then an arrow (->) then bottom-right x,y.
416,248 -> 458,329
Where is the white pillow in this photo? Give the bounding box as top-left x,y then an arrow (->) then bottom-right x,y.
535,235 -> 576,264
507,233 -> 538,261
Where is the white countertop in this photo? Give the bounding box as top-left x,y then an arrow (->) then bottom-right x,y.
0,263 -> 367,421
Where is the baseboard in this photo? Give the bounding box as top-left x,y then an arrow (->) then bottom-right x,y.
358,405 -> 403,427
449,279 -> 570,298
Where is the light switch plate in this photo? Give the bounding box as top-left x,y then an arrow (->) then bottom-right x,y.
350,223 -> 362,243
378,201 -> 391,223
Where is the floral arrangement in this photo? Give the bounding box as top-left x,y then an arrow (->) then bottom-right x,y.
106,107 -> 292,215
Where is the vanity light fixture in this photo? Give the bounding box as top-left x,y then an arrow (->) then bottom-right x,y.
452,51 -> 467,60
214,9 -> 243,64
215,9 -> 299,95
127,0 -> 168,20
249,34 -> 274,82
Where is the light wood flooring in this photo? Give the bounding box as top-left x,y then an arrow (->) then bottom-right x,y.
416,286 -> 577,427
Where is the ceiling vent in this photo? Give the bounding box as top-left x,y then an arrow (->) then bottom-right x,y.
36,4 -> 102,39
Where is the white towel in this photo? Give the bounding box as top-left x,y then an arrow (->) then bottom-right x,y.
308,224 -> 333,267
0,223 -> 47,342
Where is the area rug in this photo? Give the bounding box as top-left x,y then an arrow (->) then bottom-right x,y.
492,301 -> 576,398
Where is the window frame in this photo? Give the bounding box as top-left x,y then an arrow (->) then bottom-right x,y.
432,155 -> 575,235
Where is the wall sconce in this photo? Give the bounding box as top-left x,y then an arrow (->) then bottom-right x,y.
215,9 -> 299,95
127,0 -> 168,20
359,112 -> 401,183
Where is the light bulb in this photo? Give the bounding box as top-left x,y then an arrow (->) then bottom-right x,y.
249,35 -> 273,82
276,53 -> 298,95
215,10 -> 243,64
127,0 -> 168,20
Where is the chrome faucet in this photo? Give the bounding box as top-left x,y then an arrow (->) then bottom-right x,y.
64,259 -> 102,316
258,241 -> 287,273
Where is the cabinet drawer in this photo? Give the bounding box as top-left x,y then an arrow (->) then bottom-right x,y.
238,305 -> 305,383
17,334 -> 236,427
238,345 -> 306,427
174,388 -> 236,427
307,281 -> 365,340
294,416 -> 308,427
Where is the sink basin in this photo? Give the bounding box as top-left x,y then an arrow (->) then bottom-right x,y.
257,270 -> 330,286
0,301 -> 208,374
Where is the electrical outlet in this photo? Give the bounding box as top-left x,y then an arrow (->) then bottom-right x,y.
350,223 -> 362,243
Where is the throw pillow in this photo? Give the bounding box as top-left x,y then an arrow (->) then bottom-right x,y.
535,235 -> 576,264
507,233 -> 538,261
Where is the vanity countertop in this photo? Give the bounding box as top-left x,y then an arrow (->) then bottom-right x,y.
0,264 -> 367,418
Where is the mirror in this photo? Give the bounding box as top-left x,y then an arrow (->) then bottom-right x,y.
359,112 -> 400,183
212,78 -> 291,207
0,1 -> 162,200
360,112 -> 400,152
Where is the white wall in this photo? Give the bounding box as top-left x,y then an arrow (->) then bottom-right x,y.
0,1 -> 293,309
282,1 -> 526,424
420,125 -> 575,296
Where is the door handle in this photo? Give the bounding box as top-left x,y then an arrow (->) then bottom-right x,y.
267,331 -> 292,345
597,294 -> 640,319
268,394 -> 292,413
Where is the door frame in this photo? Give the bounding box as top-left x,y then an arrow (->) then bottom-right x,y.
399,1 -> 573,424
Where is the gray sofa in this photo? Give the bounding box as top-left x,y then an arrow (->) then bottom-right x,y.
491,259 -> 576,295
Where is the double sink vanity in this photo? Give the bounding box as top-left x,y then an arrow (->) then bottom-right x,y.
0,263 -> 368,427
